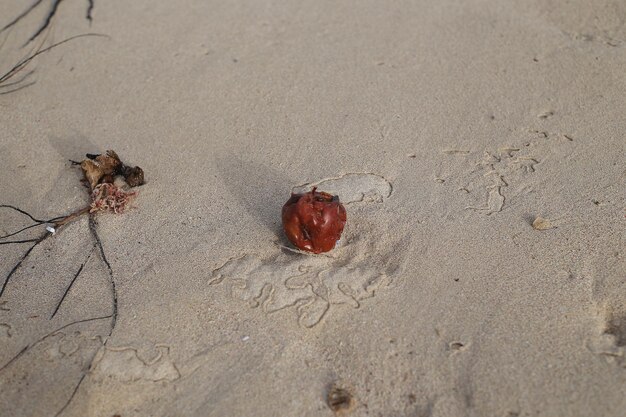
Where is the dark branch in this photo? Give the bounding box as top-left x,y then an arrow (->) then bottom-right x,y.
0,204 -> 47,223
0,69 -> 35,88
2,0 -> 99,45
50,246 -> 95,319
50,309 -> 114,417
0,313 -> 112,372
0,233 -> 49,298
0,223 -> 45,240
0,238 -> 42,245
0,33 -> 109,85
86,0 -> 95,22
50,216 -> 118,416
0,0 -> 45,33
89,216 -> 117,334
0,345 -> 28,373
54,373 -> 86,417
55,313 -> 113,331
27,0 -> 65,45
0,206 -> 73,240
0,80 -> 36,95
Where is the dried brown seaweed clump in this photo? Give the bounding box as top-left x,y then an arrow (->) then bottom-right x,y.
90,183 -> 136,214
79,150 -> 145,214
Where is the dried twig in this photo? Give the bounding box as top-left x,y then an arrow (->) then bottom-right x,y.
1,0 -> 99,45
89,214 -> 117,333
0,313 -> 112,373
28,0 -> 65,44
0,33 -> 108,87
0,233 -> 50,297
0,0 -> 46,34
50,245 -> 96,319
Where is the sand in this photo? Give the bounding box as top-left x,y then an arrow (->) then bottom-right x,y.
0,0 -> 625,416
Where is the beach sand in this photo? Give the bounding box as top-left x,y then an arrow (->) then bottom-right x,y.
0,0 -> 625,416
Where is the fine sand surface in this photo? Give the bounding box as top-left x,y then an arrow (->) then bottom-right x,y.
0,0 -> 625,416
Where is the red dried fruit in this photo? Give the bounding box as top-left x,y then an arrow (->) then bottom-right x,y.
282,187 -> 347,254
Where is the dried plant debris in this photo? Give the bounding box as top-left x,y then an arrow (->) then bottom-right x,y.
81,150 -> 122,188
532,217 -> 554,230
1,0 -> 99,45
1,149 -> 144,291
80,150 -> 144,189
90,183 -> 136,214
0,148 -> 143,415
1,149 -> 144,243
79,150 -> 144,214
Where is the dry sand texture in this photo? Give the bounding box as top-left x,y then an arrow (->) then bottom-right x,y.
0,0 -> 625,416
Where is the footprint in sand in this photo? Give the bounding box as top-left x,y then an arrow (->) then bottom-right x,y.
586,249 -> 626,367
209,173 -> 403,328
587,302 -> 626,367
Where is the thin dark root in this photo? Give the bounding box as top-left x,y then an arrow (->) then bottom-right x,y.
0,204 -> 47,223
27,0 -> 64,45
89,215 -> 117,333
0,0 -> 98,45
86,0 -> 95,22
0,205 -> 77,240
0,33 -> 109,85
0,345 -> 27,373
0,68 -> 35,89
0,204 -> 94,298
0,223 -> 44,239
50,223 -> 118,416
54,373 -> 86,417
0,313 -> 112,372
50,245 -> 95,319
46,216 -> 119,416
0,0 -> 45,34
0,233 -> 49,298
0,238 -> 42,245
0,80 -> 36,95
